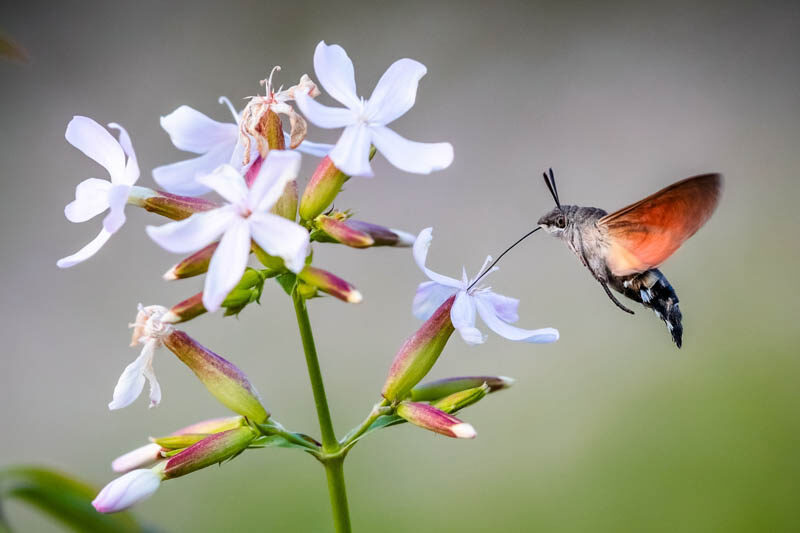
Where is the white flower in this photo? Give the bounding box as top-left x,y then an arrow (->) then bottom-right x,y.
147,151 -> 310,312
92,468 -> 162,513
111,443 -> 163,473
153,96 -> 332,196
108,305 -> 172,411
412,228 -> 559,345
295,41 -> 454,177
57,117 -> 140,268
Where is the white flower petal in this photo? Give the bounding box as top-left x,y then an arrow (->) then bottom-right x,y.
146,206 -> 237,254
202,218 -> 252,313
65,116 -> 126,180
329,124 -> 374,177
412,228 -> 463,288
475,298 -> 559,343
142,359 -> 161,408
412,281 -> 458,320
152,142 -> 236,196
108,123 -> 140,185
366,58 -> 427,125
57,228 -> 113,268
249,150 -> 301,212
249,212 -> 310,273
370,125 -> 453,174
108,341 -> 155,410
451,291 -> 485,344
477,292 -> 520,323
92,469 -> 161,514
196,165 -> 249,206
284,132 -> 333,157
64,178 -> 111,223
102,184 -> 130,234
111,443 -> 162,473
160,105 -> 238,154
313,41 -> 361,109
295,91 -> 356,129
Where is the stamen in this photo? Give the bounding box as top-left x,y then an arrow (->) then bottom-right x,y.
218,96 -> 240,124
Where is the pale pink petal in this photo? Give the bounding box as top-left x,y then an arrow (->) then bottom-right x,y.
202,218 -> 251,312
475,298 -> 559,343
249,150 -> 301,212
412,228 -> 463,288
152,142 -> 236,196
102,184 -> 130,233
112,443 -> 162,473
365,58 -> 427,124
313,41 -> 361,109
146,206 -> 237,254
478,292 -> 520,323
160,105 -> 238,154
248,212 -> 310,273
108,123 -> 140,185
295,91 -> 356,129
283,132 -> 333,157
57,228 -> 113,268
92,469 -> 161,513
412,281 -> 459,320
370,125 -> 453,174
451,291 -> 485,344
329,124 -> 374,177
196,165 -> 249,206
65,116 -> 126,180
64,178 -> 111,223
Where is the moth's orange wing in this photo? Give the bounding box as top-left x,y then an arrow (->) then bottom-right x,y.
600,173 -> 722,276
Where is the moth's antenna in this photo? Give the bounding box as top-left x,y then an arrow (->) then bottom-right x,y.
548,168 -> 560,207
542,169 -> 561,209
466,227 -> 541,291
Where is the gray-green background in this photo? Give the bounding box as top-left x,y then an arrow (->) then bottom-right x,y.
2,1 -> 799,531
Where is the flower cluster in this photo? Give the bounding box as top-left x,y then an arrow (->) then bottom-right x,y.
56,40 -> 558,521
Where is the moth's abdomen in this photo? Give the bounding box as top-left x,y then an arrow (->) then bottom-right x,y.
613,269 -> 683,347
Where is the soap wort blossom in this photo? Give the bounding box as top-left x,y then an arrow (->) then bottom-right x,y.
57,117 -> 140,268
147,150 -> 310,312
412,228 -> 559,345
295,41 -> 453,177
153,87 -> 332,196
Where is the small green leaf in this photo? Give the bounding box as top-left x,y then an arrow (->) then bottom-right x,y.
0,466 -> 143,532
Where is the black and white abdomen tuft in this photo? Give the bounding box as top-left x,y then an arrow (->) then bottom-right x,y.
611,268 -> 684,347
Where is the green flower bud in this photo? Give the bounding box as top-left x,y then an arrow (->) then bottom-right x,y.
431,384 -> 490,413
410,376 -> 514,401
163,427 -> 259,479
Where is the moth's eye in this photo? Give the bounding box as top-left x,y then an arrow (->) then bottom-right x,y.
555,215 -> 566,228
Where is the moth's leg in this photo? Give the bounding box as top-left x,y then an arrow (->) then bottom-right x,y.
600,281 -> 635,314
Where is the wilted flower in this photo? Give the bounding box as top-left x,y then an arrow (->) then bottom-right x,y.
147,151 -> 310,312
295,41 -> 453,177
57,117 -> 140,268
413,228 -> 559,345
92,467 -> 162,513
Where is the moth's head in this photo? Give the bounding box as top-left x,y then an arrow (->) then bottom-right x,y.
537,206 -> 576,236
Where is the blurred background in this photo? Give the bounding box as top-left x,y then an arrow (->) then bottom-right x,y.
2,0 -> 799,531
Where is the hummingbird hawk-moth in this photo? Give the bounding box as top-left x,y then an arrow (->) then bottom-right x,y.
536,169 -> 722,347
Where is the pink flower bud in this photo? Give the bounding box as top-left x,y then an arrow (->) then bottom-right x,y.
163,331 -> 269,422
410,376 -> 514,401
92,468 -> 162,513
163,426 -> 258,479
343,219 -> 415,247
382,296 -> 456,401
315,215 -> 375,248
129,188 -> 219,221
162,292 -> 206,324
297,266 -> 362,303
163,243 -> 218,280
395,401 -> 476,439
298,147 -> 375,221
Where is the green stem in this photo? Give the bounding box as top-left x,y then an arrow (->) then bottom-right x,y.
340,399 -> 391,448
291,287 -> 351,533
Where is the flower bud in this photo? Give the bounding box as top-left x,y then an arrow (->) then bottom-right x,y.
344,219 -> 415,247
172,416 -> 245,435
163,243 -> 218,280
395,401 -> 476,439
410,376 -> 514,401
162,292 -> 206,324
163,426 -> 258,479
431,384 -> 489,413
92,467 -> 163,513
163,331 -> 269,422
315,215 -> 375,248
297,266 -> 362,303
128,186 -> 218,221
111,443 -> 162,473
151,434 -> 208,450
298,147 -> 376,221
381,296 -> 456,402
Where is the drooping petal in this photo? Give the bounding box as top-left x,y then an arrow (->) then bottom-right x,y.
412,281 -> 459,321
146,206 -> 237,254
451,291 -> 486,344
365,58 -> 427,125
142,357 -> 162,408
313,41 -> 361,109
284,132 -> 333,157
64,178 -> 111,223
108,123 -> 140,185
249,150 -> 301,212
370,125 -> 454,174
56,228 -> 113,268
478,292 -> 520,323
92,469 -> 161,513
108,341 -> 155,410
102,184 -> 130,234
295,91 -> 356,129
328,124 -> 374,177
160,105 -> 238,154
196,165 -> 249,206
475,297 -> 559,343
152,142 -> 237,196
248,212 -> 310,273
65,116 -> 126,180
412,228 -> 463,288
202,218 -> 251,312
